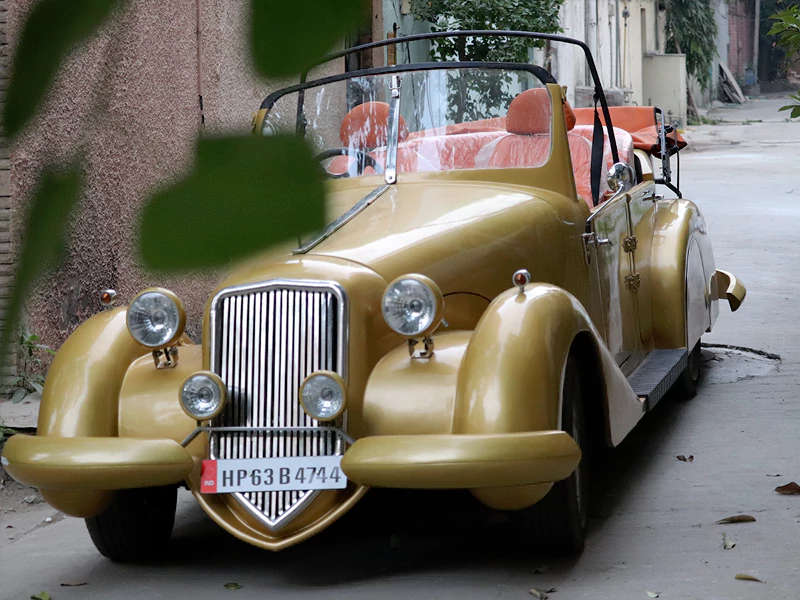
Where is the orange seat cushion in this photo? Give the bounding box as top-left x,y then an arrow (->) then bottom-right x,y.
340,101 -> 409,149
572,106 -> 686,154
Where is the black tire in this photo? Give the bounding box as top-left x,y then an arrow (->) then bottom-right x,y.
674,341 -> 702,399
515,356 -> 588,554
85,485 -> 177,562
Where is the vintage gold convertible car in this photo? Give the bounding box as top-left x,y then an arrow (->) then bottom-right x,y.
2,32 -> 745,560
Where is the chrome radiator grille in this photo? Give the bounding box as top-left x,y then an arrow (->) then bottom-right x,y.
209,280 -> 348,531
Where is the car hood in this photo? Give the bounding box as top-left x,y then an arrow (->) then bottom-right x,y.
304,178 -> 569,299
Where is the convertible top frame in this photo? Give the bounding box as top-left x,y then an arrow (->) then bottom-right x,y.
261,30 -> 620,165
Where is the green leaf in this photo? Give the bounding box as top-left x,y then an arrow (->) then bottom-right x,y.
11,387 -> 27,404
0,167 -> 82,370
31,593 -> 51,600
251,0 -> 368,77
31,382 -> 44,394
792,106 -> 800,119
4,0 -> 128,139
139,136 -> 325,270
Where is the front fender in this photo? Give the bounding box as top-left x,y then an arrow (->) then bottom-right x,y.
33,307 -> 150,515
453,284 -> 643,444
38,307 -> 148,438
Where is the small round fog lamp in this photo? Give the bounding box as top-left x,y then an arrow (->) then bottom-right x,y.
180,372 -> 226,421
299,371 -> 346,421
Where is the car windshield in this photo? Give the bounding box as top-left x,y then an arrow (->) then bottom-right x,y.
261,66 -> 553,179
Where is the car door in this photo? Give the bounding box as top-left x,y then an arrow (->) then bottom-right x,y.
626,181 -> 657,344
586,193 -> 640,366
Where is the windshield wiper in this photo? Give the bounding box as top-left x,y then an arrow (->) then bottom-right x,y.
293,75 -> 401,254
384,74 -> 401,185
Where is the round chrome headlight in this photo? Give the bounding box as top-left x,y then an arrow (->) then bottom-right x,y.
127,288 -> 186,348
382,274 -> 443,337
300,371 -> 346,421
180,372 -> 226,421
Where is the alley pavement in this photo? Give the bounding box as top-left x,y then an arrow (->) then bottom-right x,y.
1,97 -> 798,600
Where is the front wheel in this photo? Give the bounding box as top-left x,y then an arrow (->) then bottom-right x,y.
85,485 -> 177,562
513,356 -> 588,554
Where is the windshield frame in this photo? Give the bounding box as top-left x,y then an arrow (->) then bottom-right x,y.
309,30 -> 619,164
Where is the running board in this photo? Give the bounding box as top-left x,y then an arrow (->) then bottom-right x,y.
627,348 -> 688,411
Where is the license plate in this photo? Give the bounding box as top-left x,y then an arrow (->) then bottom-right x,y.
200,456 -> 347,494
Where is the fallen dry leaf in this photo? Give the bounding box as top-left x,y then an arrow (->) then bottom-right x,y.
60,582 -> 88,587
775,482 -> 800,495
766,473 -> 781,477
224,582 -> 243,590
676,455 -> 694,462
531,566 -> 549,574
529,587 -> 556,599
735,574 -> 764,583
722,533 -> 736,550
715,515 -> 756,524
646,591 -> 660,598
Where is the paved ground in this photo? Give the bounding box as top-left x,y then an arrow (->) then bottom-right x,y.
2,97 -> 799,600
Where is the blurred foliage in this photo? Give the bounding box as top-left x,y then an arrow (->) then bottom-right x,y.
408,0 -> 563,123
1,0 -> 367,369
140,136 -> 325,270
0,167 -> 81,369
769,6 -> 800,117
252,0 -> 369,77
3,0 -> 129,140
664,0 -> 717,91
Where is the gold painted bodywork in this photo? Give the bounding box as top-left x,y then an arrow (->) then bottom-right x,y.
3,84 -> 745,550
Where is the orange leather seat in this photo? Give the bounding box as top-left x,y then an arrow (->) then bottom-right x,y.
477,88 -> 596,206
571,125 -> 635,171
572,106 -> 686,154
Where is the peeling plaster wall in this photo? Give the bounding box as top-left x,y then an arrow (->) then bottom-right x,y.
9,1 -> 341,353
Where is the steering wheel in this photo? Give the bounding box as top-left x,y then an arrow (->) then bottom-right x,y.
315,147 -> 383,178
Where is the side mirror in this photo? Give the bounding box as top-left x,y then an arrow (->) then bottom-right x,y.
607,162 -> 634,194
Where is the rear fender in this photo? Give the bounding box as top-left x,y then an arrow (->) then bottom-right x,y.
36,307 -> 150,516
651,199 -> 717,349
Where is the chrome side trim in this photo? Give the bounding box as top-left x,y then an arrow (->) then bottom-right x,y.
293,185 -> 389,255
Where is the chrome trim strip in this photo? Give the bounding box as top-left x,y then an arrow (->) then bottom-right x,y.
293,184 -> 389,255
208,279 -> 349,533
384,74 -> 402,185
181,426 -> 355,448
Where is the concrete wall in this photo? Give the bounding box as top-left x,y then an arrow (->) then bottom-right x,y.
0,0 -> 11,376
8,1 -> 341,354
728,0 -> 754,80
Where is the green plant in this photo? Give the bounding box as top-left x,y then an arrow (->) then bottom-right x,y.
0,423 -> 18,451
664,0 -> 718,91
769,7 -> 800,117
6,331 -> 56,403
408,0 -> 564,122
0,0 -> 370,364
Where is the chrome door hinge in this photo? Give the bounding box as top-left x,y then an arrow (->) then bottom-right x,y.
625,273 -> 642,290
581,232 -> 612,265
622,235 -> 638,253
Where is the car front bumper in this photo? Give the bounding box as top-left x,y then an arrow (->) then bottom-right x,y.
340,431 -> 581,489
3,430 -> 580,492
1,435 -> 193,490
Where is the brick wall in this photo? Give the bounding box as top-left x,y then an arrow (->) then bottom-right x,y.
728,0 -> 754,80
0,0 -> 11,378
